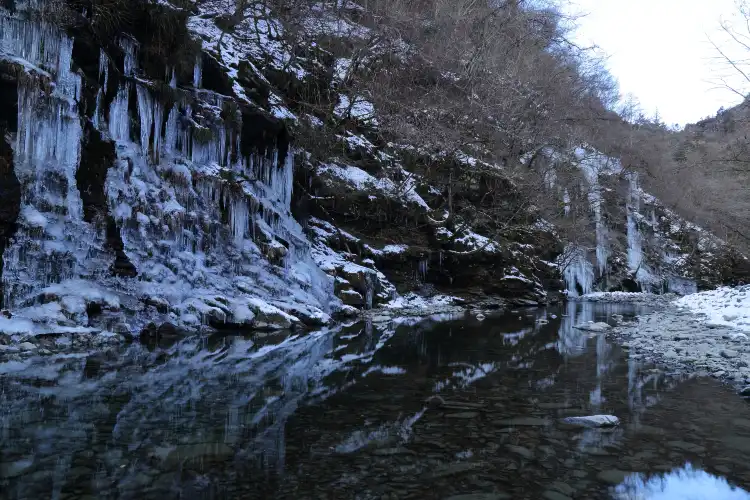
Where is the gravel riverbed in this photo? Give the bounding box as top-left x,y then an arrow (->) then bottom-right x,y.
609,306 -> 750,392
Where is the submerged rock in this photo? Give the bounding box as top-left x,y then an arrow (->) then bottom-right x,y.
560,415 -> 620,428
596,470 -> 629,485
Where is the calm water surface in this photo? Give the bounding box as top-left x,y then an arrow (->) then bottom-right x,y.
2,303 -> 750,499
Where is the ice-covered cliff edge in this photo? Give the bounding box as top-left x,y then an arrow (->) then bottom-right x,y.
0,4 -> 337,339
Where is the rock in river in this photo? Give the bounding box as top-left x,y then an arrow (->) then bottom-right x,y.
560,415 -> 620,428
573,322 -> 611,332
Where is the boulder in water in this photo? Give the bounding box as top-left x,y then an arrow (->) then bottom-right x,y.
560,415 -> 620,428
573,322 -> 611,332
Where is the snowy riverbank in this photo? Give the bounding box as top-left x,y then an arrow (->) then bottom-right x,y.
674,285 -> 750,331
608,287 -> 750,391
573,291 -> 678,304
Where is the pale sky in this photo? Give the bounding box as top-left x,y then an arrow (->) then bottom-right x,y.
567,0 -> 748,127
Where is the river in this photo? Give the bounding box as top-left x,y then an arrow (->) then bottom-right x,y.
2,302 -> 750,499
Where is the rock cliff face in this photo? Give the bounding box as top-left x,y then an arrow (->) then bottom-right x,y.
0,0 -> 743,339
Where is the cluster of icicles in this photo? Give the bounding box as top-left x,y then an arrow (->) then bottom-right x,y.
560,150 -> 647,296
0,7 -> 333,313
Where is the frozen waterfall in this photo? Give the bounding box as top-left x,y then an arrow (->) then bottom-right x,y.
0,7 -> 335,330
0,13 -> 112,309
578,148 -> 616,280
562,246 -> 594,297
626,171 -> 642,273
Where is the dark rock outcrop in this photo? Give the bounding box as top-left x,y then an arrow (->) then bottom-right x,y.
76,122 -> 137,277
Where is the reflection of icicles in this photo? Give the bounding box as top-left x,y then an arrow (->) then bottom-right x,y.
433,362 -> 498,392
557,301 -> 590,356
364,272 -> 374,310
332,408 -> 425,454
590,334 -> 609,412
627,357 -> 642,426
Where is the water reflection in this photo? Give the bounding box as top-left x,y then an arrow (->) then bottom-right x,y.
615,464 -> 750,499
1,303 -> 750,499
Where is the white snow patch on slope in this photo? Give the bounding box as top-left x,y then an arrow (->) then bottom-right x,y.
318,163 -> 428,208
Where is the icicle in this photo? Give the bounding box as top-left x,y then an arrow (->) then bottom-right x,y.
578,149 -> 610,278
229,195 -> 249,245
1,13 -> 99,308
562,246 -> 594,297
136,85 -> 154,156
153,100 -> 164,163
120,37 -> 137,76
626,171 -> 642,273
164,106 -> 178,155
169,67 -> 177,89
109,84 -> 130,142
193,55 -> 202,88
563,188 -> 570,216
417,258 -> 429,282
99,48 -> 109,87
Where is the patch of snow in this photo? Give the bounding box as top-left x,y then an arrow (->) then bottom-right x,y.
674,286 -> 750,331
318,163 -> 428,209
573,322 -> 611,332
383,293 -> 458,310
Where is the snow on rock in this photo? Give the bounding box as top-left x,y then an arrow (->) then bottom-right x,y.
317,163 -> 429,209
365,293 -> 466,322
674,286 -> 750,331
573,321 -> 612,333
575,292 -> 676,304
0,317 -> 35,335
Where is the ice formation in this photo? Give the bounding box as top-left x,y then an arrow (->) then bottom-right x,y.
0,7 -> 336,332
578,148 -> 616,278
562,246 -> 594,297
0,13 -> 102,307
626,171 -> 642,274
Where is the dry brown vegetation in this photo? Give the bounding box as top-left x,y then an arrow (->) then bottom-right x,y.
214,0 -> 750,255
